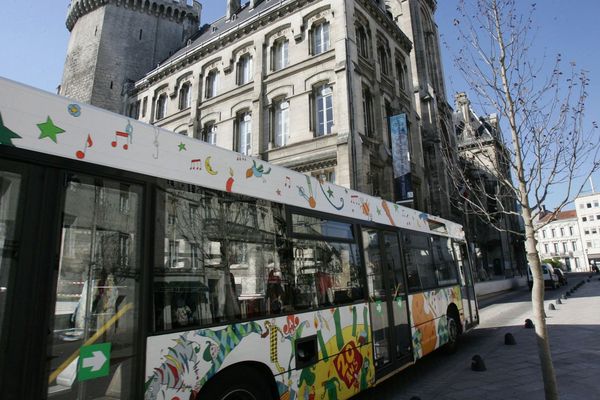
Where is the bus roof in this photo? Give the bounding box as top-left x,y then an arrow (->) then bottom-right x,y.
0,77 -> 465,239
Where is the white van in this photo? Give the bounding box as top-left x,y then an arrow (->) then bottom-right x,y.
527,263 -> 560,290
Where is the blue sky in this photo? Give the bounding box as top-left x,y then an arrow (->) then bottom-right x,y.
0,0 -> 598,207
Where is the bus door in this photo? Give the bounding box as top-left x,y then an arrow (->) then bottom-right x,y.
362,227 -> 412,377
0,161 -> 145,398
44,172 -> 144,399
453,241 -> 478,329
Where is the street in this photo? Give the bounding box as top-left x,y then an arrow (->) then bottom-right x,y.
353,273 -> 600,400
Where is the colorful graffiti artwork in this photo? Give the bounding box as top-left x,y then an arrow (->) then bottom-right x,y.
409,287 -> 462,359
144,305 -> 374,400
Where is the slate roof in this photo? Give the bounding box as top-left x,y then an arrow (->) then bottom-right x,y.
161,0 -> 279,65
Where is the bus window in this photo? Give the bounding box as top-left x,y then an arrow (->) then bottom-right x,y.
431,236 -> 459,286
154,184 -> 288,331
0,171 -> 21,339
291,239 -> 362,309
401,231 -> 435,291
290,213 -> 363,310
47,174 -> 142,399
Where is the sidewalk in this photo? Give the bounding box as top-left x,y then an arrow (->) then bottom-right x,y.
355,274 -> 600,399
460,277 -> 600,400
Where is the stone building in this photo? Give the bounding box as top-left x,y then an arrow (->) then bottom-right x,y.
392,0 -> 457,219
60,0 -> 460,214
453,92 -> 525,280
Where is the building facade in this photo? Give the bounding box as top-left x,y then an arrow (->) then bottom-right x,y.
535,210 -> 585,271
60,0 -> 464,216
575,192 -> 600,270
453,92 -> 525,280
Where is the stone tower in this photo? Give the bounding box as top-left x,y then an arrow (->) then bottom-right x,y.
60,0 -> 201,113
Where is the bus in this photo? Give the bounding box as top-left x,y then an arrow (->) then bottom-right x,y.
0,77 -> 478,400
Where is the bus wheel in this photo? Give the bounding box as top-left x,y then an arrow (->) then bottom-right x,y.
198,366 -> 274,400
445,314 -> 460,354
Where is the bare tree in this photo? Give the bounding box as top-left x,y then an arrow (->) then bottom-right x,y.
444,1 -> 599,398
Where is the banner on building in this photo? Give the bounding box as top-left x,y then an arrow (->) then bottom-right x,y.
390,113 -> 413,201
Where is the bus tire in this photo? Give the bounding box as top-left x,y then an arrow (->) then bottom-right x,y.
444,311 -> 460,354
197,365 -> 275,400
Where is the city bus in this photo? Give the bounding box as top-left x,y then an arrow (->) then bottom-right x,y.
0,77 -> 478,399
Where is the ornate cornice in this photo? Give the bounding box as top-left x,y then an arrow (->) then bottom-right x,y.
356,0 -> 413,53
66,0 -> 200,31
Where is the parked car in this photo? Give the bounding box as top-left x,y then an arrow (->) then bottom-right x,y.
527,263 -> 560,290
553,268 -> 568,286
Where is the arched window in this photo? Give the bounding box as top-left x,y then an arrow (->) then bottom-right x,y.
178,82 -> 191,110
362,86 -> 374,137
272,99 -> 289,147
235,111 -> 252,155
377,45 -> 390,75
396,59 -> 408,91
203,122 -> 217,145
356,26 -> 369,58
311,21 -> 330,55
237,54 -> 253,86
205,69 -> 219,99
272,39 -> 289,71
156,94 -> 167,120
313,84 -> 333,136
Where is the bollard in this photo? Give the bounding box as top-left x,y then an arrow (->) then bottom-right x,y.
471,355 -> 487,371
525,319 -> 534,329
549,303 -> 556,311
505,333 -> 517,345
561,294 -> 568,300
557,298 -> 563,304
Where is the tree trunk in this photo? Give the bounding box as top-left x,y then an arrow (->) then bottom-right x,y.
521,206 -> 559,399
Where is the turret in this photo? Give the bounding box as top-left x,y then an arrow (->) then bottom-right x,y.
60,0 -> 201,113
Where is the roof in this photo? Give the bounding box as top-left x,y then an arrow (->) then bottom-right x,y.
539,210 -> 577,223
163,0 -> 279,64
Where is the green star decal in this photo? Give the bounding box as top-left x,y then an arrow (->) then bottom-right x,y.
178,142 -> 187,152
37,116 -> 65,143
376,207 -> 382,215
327,187 -> 334,198
394,204 -> 399,211
0,112 -> 21,146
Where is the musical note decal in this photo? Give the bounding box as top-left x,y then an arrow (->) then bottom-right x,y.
284,176 -> 291,189
76,134 -> 93,159
190,159 -> 202,171
111,120 -> 133,150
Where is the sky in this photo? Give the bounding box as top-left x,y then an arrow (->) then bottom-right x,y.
0,0 -> 598,208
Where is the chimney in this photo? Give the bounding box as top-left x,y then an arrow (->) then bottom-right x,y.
227,0 -> 241,20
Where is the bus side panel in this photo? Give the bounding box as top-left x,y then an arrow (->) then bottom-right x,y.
408,286 -> 462,359
144,303 -> 375,400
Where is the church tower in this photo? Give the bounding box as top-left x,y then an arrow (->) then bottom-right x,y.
60,0 -> 201,114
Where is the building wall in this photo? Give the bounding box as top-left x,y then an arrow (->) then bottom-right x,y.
536,217 -> 585,271
575,193 -> 600,270
392,0 -> 455,219
129,0 -> 421,205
